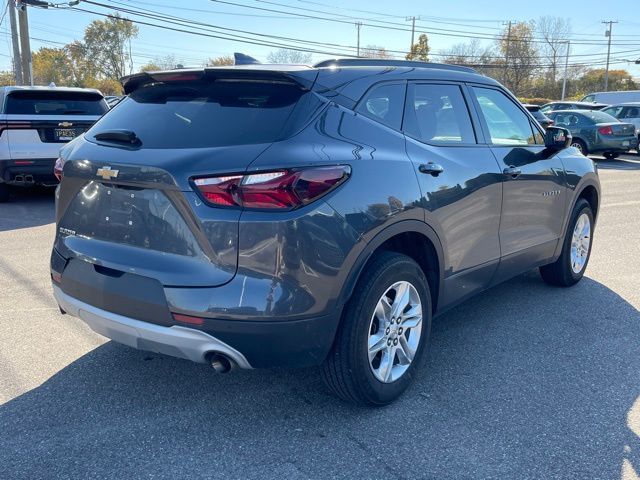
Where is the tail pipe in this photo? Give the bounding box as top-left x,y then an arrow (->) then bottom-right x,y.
207,353 -> 235,373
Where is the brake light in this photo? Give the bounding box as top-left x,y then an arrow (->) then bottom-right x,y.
54,157 -> 64,182
598,126 -> 613,135
193,166 -> 350,209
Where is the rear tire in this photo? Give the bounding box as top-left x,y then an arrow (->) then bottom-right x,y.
540,199 -> 594,287
571,139 -> 588,156
0,183 -> 9,203
321,251 -> 432,406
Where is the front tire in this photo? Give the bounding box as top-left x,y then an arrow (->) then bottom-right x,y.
322,252 -> 432,406
540,199 -> 594,286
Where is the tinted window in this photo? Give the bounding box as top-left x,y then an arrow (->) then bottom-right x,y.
87,79 -> 323,148
551,112 -> 590,127
5,91 -> 108,115
403,83 -> 475,144
624,106 -> 640,118
356,83 -> 405,130
583,111 -> 619,124
473,87 -> 535,145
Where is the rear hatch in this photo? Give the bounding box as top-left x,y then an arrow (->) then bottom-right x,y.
2,89 -> 107,159
54,68 -> 324,289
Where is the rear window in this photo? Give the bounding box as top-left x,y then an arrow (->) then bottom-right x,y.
5,90 -> 108,115
87,79 -> 324,148
583,111 -> 619,123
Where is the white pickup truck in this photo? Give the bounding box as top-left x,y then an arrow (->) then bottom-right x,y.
0,86 -> 108,202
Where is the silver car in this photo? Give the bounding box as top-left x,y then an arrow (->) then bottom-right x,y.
600,103 -> 640,151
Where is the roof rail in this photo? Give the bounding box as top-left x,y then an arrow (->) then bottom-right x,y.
313,58 -> 476,74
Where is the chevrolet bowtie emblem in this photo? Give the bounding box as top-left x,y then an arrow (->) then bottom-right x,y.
58,121 -> 73,128
96,166 -> 119,180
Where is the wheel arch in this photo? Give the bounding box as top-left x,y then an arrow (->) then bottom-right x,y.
338,220 -> 444,315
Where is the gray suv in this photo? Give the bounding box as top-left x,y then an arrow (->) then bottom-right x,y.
51,59 -> 600,405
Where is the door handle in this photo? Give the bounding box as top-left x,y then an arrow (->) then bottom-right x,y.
419,163 -> 444,177
503,166 -> 522,178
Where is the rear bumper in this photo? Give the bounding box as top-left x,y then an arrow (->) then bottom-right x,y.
53,285 -> 253,368
0,158 -> 58,185
52,275 -> 342,369
591,136 -> 638,152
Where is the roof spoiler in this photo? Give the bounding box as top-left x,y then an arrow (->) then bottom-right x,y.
121,68 -> 319,95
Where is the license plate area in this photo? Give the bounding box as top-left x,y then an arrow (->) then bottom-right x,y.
55,128 -> 80,141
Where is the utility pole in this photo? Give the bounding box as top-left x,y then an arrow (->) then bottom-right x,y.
503,21 -> 512,87
17,1 -> 32,85
7,0 -> 23,85
355,21 -> 362,57
406,16 -> 420,52
561,40 -> 570,100
602,20 -> 618,92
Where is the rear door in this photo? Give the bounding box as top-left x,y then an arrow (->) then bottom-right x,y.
402,81 -> 503,308
469,86 -> 566,278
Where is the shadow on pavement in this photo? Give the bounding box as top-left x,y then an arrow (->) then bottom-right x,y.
1,272 -> 639,479
0,186 -> 55,232
593,156 -> 640,171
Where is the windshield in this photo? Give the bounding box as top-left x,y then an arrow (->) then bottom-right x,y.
5,91 -> 108,115
87,79 -> 324,148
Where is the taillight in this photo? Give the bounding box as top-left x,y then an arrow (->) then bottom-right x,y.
598,126 -> 613,135
54,157 -> 64,182
193,166 -> 350,210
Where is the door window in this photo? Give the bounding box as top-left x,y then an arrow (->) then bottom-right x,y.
356,83 -> 405,130
403,83 -> 476,144
472,87 -> 537,146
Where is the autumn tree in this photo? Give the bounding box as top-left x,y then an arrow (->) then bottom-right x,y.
140,54 -> 182,72
207,55 -> 234,66
32,48 -> 74,86
406,34 -> 430,61
0,71 -> 15,86
498,22 -> 538,95
82,14 -> 138,79
267,49 -> 312,64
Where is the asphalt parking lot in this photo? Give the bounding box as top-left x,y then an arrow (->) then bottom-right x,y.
1,154 -> 639,479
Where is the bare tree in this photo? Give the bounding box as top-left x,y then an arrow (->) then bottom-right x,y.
537,16 -> 571,87
267,49 -> 312,64
361,45 -> 393,59
441,39 -> 496,76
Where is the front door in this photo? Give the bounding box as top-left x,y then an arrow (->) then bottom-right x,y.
469,86 -> 566,280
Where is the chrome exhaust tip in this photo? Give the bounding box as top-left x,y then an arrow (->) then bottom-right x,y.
24,175 -> 34,184
207,353 -> 234,373
14,175 -> 24,183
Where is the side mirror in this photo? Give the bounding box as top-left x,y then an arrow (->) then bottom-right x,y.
544,126 -> 572,152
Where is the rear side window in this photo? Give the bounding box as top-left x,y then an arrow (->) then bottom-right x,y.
87,79 -> 323,149
356,83 -> 405,130
403,83 -> 476,144
473,87 -> 536,146
5,91 -> 108,115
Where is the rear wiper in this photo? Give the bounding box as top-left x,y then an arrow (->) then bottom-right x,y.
93,129 -> 141,146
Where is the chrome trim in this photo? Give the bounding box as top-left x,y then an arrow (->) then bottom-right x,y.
52,285 -> 252,369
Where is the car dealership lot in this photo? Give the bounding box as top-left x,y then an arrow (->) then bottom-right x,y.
1,155 -> 639,479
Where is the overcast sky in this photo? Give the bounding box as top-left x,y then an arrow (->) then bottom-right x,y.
1,0 -> 639,80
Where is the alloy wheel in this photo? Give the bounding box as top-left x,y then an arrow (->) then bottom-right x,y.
367,281 -> 423,383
